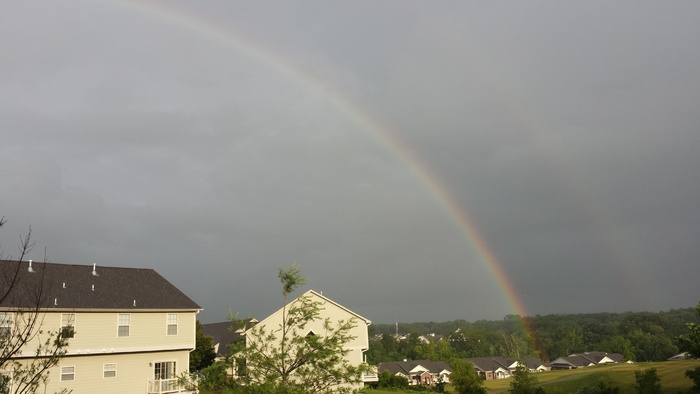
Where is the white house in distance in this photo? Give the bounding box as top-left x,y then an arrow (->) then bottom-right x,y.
246,289 -> 373,390
378,360 -> 452,386
549,352 -> 627,370
0,260 -> 201,394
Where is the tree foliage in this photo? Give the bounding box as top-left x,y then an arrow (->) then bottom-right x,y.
577,379 -> 620,394
194,362 -> 238,392
633,368 -> 662,394
376,370 -> 408,389
414,338 -> 455,362
685,366 -> 700,393
190,320 -> 216,372
369,307 -> 698,363
231,264 -> 369,393
0,217 -> 71,394
678,301 -> 700,359
509,363 -> 545,394
450,359 -> 486,394
678,301 -> 700,392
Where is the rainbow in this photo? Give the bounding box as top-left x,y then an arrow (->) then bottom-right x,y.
110,0 -> 551,343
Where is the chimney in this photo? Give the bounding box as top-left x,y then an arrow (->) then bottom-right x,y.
28,259 -> 36,273
92,263 -> 98,276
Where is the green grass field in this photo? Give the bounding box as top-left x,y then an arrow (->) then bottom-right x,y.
361,360 -> 700,394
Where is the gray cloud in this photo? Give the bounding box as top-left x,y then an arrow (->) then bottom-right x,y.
1,1 -> 699,324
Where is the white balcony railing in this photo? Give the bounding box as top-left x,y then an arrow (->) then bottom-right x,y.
363,371 -> 379,382
147,378 -> 189,394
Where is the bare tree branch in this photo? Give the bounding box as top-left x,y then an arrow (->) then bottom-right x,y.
0,217 -> 70,394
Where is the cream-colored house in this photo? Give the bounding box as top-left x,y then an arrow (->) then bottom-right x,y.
0,260 -> 201,394
246,289 -> 372,390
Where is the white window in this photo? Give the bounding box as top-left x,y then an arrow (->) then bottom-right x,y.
154,361 -> 176,380
0,314 -> 12,338
153,361 -> 178,392
117,314 -> 130,337
103,364 -> 116,379
60,366 -> 74,381
166,314 -> 177,335
153,361 -> 177,392
61,313 -> 75,338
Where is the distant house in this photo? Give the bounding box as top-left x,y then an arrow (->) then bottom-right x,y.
466,357 -> 513,380
418,333 -> 445,344
0,260 -> 201,394
378,360 -> 452,385
465,357 -> 549,380
668,352 -> 692,361
549,352 -> 627,370
505,357 -> 550,373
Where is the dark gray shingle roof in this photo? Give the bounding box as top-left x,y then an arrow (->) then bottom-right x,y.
0,260 -> 200,310
466,357 -> 512,372
201,321 -> 247,355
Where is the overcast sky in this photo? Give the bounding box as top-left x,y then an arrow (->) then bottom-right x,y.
2,1 -> 699,324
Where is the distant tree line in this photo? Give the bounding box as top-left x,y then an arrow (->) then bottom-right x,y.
366,308 -> 699,364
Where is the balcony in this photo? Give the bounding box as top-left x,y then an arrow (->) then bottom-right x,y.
363,371 -> 379,383
146,378 -> 191,394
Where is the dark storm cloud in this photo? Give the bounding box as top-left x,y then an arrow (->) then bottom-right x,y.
1,1 -> 699,324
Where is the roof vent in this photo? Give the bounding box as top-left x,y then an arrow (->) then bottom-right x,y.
91,284 -> 95,291
54,298 -> 58,306
63,282 -> 66,289
91,263 -> 99,276
28,259 -> 36,273
133,300 -> 136,307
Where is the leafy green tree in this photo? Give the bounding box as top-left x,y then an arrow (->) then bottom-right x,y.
509,363 -> 545,394
628,328 -> 677,361
370,306 -> 698,363
503,332 -> 530,359
193,362 -> 238,392
450,359 -> 486,394
633,368 -> 662,394
377,370 -> 408,389
685,366 -> 700,393
578,379 -> 620,394
366,333 -> 401,364
678,301 -> 700,392
678,301 -> 700,358
398,333 -> 422,360
414,338 -> 454,362
190,320 -> 217,372
232,264 -> 369,393
600,335 -> 635,361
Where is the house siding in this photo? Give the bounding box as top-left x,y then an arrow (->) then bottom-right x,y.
8,350 -> 192,394
15,311 -> 197,357
1,261 -> 201,394
9,311 -> 197,393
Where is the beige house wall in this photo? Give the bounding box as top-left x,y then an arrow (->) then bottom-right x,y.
7,310 -> 197,393
255,291 -> 369,351
11,350 -> 191,394
14,310 -> 196,356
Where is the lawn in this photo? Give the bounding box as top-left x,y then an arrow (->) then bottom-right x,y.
361,360 -> 700,394
532,361 -> 700,394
